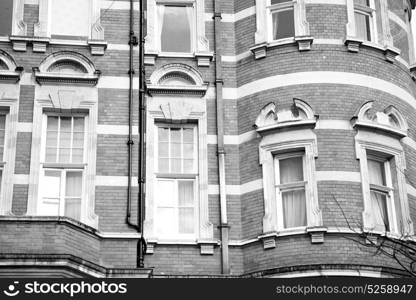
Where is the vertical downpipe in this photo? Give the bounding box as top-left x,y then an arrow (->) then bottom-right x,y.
137,0 -> 147,268
213,0 -> 230,274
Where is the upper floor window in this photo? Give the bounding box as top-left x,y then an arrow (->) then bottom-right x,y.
51,0 -> 91,38
38,115 -> 86,221
155,124 -> 198,238
268,0 -> 295,41
158,3 -> 193,53
0,0 -> 13,36
354,0 -> 376,42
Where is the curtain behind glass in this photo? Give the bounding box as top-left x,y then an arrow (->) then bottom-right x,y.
355,12 -> 371,41
65,171 -> 82,220
178,180 -> 194,234
279,157 -> 303,184
282,189 -> 307,228
371,191 -> 389,231
272,9 -> 295,40
0,115 -> 5,160
160,6 -> 191,52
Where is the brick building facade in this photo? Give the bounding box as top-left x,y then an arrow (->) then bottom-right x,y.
0,0 -> 416,278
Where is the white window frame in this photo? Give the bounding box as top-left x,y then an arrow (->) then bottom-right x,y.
156,2 -> 196,55
353,0 -> 377,42
255,0 -> 310,45
366,153 -> 398,233
154,124 -> 199,239
267,0 -> 296,43
0,112 -> 7,204
145,0 -> 211,64
274,151 -> 308,231
355,132 -> 413,236
37,114 -> 88,221
36,0 -> 103,40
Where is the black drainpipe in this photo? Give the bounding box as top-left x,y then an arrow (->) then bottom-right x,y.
126,0 -> 146,268
137,0 -> 147,269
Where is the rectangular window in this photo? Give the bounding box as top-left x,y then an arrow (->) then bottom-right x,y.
268,0 -> 295,41
367,154 -> 394,232
354,0 -> 376,42
0,0 -> 13,36
275,153 -> 307,229
38,115 -> 86,221
155,125 -> 198,238
0,113 -> 6,194
51,0 -> 91,38
158,4 -> 193,53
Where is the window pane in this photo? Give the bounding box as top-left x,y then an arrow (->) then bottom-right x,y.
41,170 -> 61,199
354,0 -> 370,6
272,9 -> 295,40
179,208 -> 194,234
371,191 -> 389,231
51,0 -> 90,37
178,181 -> 194,207
157,208 -> 176,235
183,144 -> 194,158
171,142 -> 181,158
157,180 -> 175,207
72,148 -> 83,164
171,159 -> 181,173
0,0 -> 13,36
282,189 -> 307,228
158,127 -> 169,142
368,159 -> 386,186
170,128 -> 181,143
47,116 -> 59,131
72,132 -> 84,148
158,158 -> 169,173
73,117 -> 84,132
183,128 -> 193,143
65,171 -> 82,197
183,159 -> 194,173
45,148 -> 57,163
158,141 -> 169,157
65,198 -> 81,220
355,12 -> 371,41
0,115 -> 5,160
279,156 -> 303,184
160,5 -> 192,52
59,148 -> 71,163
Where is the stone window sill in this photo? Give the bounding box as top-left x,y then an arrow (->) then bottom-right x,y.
259,226 -> 328,249
250,36 -> 314,60
144,51 -> 214,67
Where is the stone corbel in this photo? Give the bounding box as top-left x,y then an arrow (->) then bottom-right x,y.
195,52 -> 214,67
259,232 -> 278,250
250,43 -> 268,60
344,37 -> 363,53
197,239 -> 219,255
384,45 -> 400,63
307,227 -> 327,244
295,36 -> 314,51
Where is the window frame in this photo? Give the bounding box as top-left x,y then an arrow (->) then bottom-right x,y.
274,151 -> 308,231
0,111 -> 7,201
156,1 -> 196,55
267,0 -> 296,43
38,113 -> 88,221
366,153 -> 398,233
353,0 -> 377,42
153,123 -> 199,240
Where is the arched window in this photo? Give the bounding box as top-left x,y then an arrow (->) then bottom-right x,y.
145,64 -> 214,254
255,99 -> 324,248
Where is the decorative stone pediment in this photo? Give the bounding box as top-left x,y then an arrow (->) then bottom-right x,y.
255,98 -> 318,134
352,101 -> 407,138
147,64 -> 208,97
34,51 -> 100,86
0,50 -> 23,83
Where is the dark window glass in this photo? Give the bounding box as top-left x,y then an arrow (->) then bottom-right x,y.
161,5 -> 192,53
0,0 -> 13,36
272,8 -> 295,40
271,0 -> 292,4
